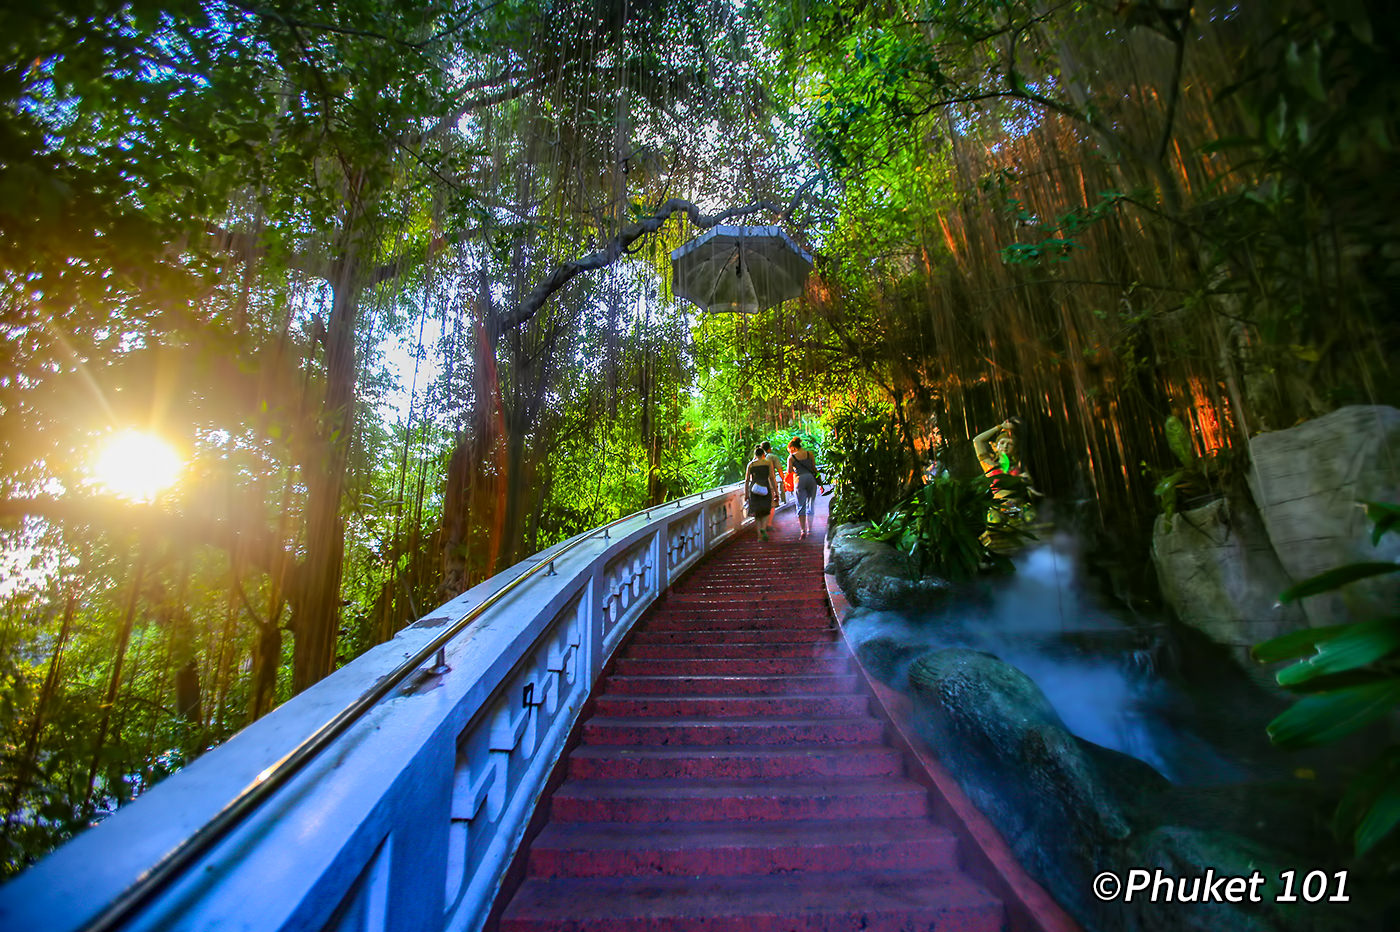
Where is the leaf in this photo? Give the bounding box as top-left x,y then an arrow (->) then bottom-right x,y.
1355,777 -> 1400,855
1252,622 -> 1352,663
1279,562 -> 1400,602
1273,617 -> 1400,686
1164,415 -> 1193,467
1362,501 -> 1400,545
1266,681 -> 1400,748
1335,748 -> 1400,855
1153,472 -> 1182,498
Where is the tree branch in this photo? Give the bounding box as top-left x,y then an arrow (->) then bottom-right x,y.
1154,9 -> 1191,162
494,180 -> 822,337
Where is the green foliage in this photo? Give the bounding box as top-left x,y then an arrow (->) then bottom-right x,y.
998,191 -> 1129,267
1151,416 -> 1234,517
822,402 -> 914,524
857,474 -> 1029,581
1252,501 -> 1400,857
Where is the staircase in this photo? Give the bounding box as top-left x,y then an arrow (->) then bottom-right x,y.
497,505 -> 1004,932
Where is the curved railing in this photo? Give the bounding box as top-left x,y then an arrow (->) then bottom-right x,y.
0,483 -> 753,932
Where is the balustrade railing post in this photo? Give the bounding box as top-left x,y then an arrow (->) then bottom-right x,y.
586,561 -> 606,686
652,525 -> 668,595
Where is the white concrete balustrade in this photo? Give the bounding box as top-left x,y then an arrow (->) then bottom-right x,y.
0,484 -> 752,932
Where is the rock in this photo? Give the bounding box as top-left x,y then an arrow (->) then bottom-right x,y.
1151,494 -> 1306,685
905,649 -> 1150,925
827,525 -> 952,608
1247,405 -> 1400,626
852,634 -> 923,685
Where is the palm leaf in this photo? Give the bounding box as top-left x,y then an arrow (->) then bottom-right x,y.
1356,778 -> 1400,855
1362,501 -> 1400,546
1266,681 -> 1400,749
1252,623 -> 1352,663
1273,617 -> 1400,686
1279,562 -> 1399,602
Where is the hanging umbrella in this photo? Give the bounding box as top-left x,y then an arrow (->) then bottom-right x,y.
670,224 -> 814,314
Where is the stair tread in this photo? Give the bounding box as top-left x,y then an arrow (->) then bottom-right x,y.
599,688 -> 868,696
553,776 -> 925,799
531,817 -> 954,849
569,743 -> 898,759
503,870 -> 1002,924
585,715 -> 876,727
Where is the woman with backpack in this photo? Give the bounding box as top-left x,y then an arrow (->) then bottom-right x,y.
786,437 -> 822,540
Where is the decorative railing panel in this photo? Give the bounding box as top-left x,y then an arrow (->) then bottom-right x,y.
665,508 -> 704,577
707,496 -> 738,545
443,585 -> 588,932
600,536 -> 656,656
0,485 -> 750,932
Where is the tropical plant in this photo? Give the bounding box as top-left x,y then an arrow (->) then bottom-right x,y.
823,402 -> 916,524
1251,501 -> 1400,858
858,474 -> 1031,581
1152,415 -> 1235,517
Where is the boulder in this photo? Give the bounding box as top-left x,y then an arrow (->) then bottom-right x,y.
1151,494 -> 1306,684
906,649 -> 1154,925
852,633 -> 924,685
903,648 -> 1358,932
826,524 -> 952,608
1247,405 -> 1400,626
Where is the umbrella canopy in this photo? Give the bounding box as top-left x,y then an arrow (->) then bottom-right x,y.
670,224 -> 814,314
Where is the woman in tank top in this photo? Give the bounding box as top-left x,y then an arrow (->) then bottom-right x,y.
744,444 -> 775,541
787,437 -> 821,540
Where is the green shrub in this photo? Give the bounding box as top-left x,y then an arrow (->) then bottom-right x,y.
1252,501 -> 1400,858
823,402 -> 915,523
858,474 -> 1033,581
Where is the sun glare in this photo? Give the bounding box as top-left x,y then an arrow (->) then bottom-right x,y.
94,430 -> 184,502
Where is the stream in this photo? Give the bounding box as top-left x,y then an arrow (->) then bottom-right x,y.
841,525 -> 1293,785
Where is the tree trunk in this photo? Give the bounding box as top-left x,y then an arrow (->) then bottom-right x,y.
291,257 -> 360,692
441,317 -> 506,595
84,554 -> 146,809
250,618 -> 281,721
6,591 -> 76,821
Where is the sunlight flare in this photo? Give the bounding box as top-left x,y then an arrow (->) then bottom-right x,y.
94,430 -> 183,502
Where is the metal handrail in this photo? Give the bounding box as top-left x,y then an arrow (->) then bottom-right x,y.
81,483 -> 738,932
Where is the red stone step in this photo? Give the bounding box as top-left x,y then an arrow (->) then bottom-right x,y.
612,656 -> 850,676
646,598 -> 828,612
666,591 -> 829,604
566,745 -> 905,780
644,617 -> 833,635
631,627 -> 837,644
624,641 -> 843,660
527,819 -> 960,878
582,715 -> 883,747
501,870 -> 1004,932
601,674 -> 860,696
592,693 -> 869,718
548,777 -> 930,823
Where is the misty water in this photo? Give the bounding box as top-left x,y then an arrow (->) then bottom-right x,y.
842,526 -> 1279,785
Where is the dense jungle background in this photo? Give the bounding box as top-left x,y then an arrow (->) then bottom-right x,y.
1,0 -> 1396,876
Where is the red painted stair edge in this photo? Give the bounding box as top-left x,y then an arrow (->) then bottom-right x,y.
821,545 -> 1082,932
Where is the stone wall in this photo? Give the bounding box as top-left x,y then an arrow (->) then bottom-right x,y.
1247,405 -> 1400,627
1151,496 -> 1306,682
1152,404 -> 1399,670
